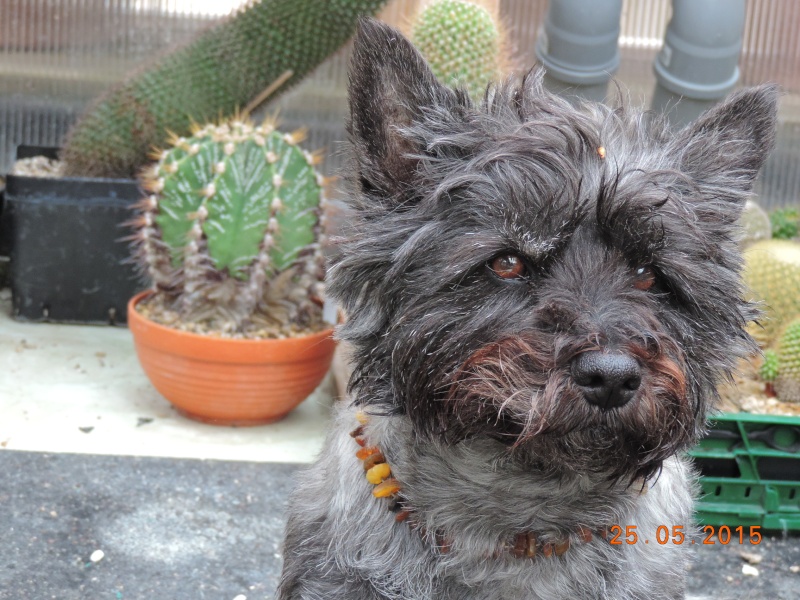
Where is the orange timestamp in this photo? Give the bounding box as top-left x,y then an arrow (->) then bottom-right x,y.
607,525 -> 762,545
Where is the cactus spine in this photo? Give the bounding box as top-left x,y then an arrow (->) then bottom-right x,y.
61,0 -> 390,179
411,0 -> 503,100
133,119 -> 326,333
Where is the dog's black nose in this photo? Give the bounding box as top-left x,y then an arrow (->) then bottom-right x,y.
571,351 -> 641,410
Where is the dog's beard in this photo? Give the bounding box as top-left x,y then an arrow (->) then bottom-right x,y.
443,334 -> 692,483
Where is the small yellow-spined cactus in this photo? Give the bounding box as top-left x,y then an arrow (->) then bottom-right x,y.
743,239 -> 800,346
411,0 -> 504,100
774,319 -> 800,403
759,348 -> 779,396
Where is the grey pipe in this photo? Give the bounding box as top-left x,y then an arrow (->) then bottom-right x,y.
654,0 -> 746,99
536,0 -> 623,102
652,0 -> 746,127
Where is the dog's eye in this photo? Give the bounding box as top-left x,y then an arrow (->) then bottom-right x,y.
489,254 -> 527,280
633,266 -> 656,291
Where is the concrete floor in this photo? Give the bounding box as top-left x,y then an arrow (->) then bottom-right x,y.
0,289 -> 333,464
0,451 -> 298,600
1,450 -> 798,600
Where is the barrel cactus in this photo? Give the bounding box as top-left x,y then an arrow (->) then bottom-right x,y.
131,118 -> 326,334
743,239 -> 800,346
411,0 -> 504,100
774,319 -> 800,403
61,0 -> 390,179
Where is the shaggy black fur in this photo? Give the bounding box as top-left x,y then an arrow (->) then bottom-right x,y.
329,19 -> 777,484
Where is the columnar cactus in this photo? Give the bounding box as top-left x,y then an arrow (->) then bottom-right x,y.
411,0 -> 503,100
61,0 -> 390,179
132,119 -> 326,332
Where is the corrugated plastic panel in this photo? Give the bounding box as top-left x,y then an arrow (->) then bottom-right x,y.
1,0 -> 798,205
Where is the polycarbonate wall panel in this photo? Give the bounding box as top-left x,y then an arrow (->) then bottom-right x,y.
1,0 -> 799,206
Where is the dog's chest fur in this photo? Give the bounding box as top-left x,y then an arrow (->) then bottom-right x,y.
283,404 -> 695,600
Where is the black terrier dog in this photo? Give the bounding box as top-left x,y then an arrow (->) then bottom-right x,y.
278,19 -> 777,600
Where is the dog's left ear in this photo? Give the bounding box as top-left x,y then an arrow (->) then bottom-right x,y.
347,18 -> 459,198
672,85 -> 779,204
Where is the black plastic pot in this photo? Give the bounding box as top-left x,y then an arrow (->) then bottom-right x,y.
0,181 -> 9,258
5,146 -> 146,325
0,190 -> 8,288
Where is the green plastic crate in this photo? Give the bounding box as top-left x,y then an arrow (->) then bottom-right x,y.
688,412 -> 800,531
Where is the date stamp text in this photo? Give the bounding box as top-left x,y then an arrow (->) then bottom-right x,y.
607,525 -> 762,545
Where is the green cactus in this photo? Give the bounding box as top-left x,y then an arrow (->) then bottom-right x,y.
760,348 -> 779,396
61,0 -> 390,179
132,119 -> 326,332
760,349 -> 779,382
769,206 -> 800,240
411,0 -> 503,100
743,239 -> 800,346
774,319 -> 800,403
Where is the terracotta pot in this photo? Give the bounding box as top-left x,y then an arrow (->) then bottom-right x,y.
128,291 -> 336,426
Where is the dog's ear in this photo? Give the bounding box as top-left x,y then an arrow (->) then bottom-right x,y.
348,18 -> 456,197
672,85 -> 779,202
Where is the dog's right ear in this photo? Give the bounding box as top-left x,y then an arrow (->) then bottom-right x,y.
347,18 -> 456,198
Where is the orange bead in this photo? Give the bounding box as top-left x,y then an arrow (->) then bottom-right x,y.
395,509 -> 411,523
372,478 -> 401,498
526,532 -> 537,558
366,462 -> 391,484
356,446 -> 380,460
512,533 -> 526,558
362,452 -> 386,471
